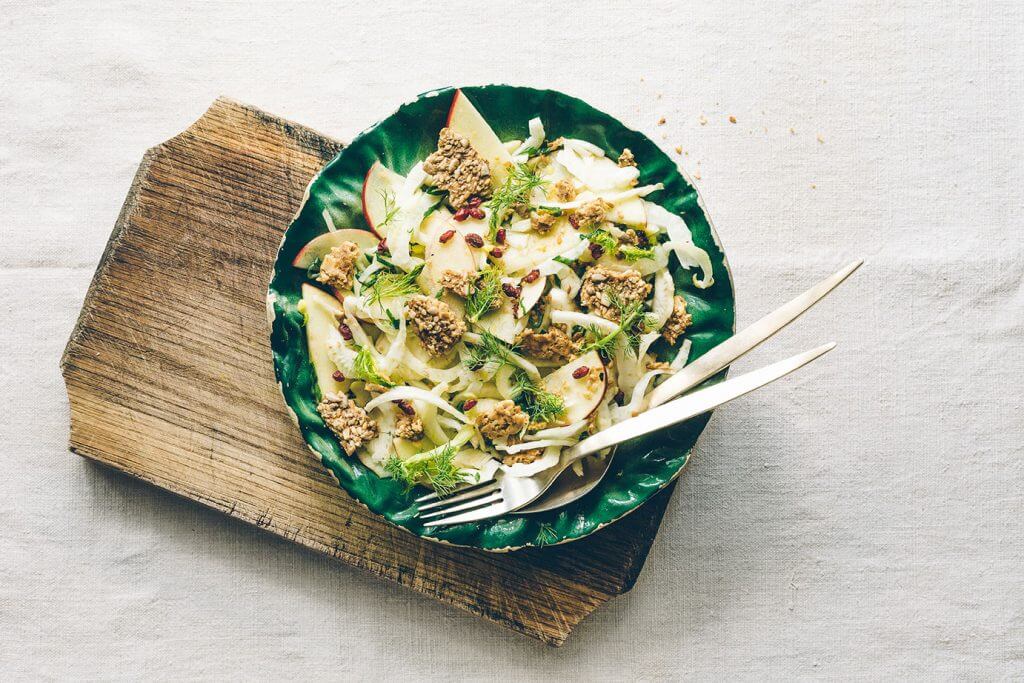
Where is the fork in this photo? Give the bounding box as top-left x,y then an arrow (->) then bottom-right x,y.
417,342 -> 835,527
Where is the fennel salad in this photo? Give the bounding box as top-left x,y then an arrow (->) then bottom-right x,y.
293,90 -> 713,497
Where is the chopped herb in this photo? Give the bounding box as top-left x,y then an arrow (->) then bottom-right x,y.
385,442 -> 468,497
536,205 -> 564,216
486,163 -> 547,240
581,229 -> 655,263
423,196 -> 447,218
581,228 -> 617,252
377,187 -> 401,230
364,264 -> 424,310
510,369 -> 565,424
553,255 -> 576,267
464,266 -> 503,322
353,345 -> 394,387
305,256 -> 323,281
580,323 -> 619,355
521,139 -> 560,159
617,244 -> 656,262
581,295 -> 655,355
384,307 -> 400,329
423,185 -> 448,196
527,303 -> 545,329
464,331 -> 517,371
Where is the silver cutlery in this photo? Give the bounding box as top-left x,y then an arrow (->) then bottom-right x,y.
419,342 -> 835,527
515,258 -> 864,514
646,259 -> 862,410
416,259 -> 862,527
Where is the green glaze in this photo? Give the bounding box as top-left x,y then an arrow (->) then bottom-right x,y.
268,86 -> 734,551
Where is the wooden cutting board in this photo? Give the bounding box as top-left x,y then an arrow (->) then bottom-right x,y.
60,97 -> 676,646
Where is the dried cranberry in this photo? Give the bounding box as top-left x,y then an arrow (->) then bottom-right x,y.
490,248 -> 504,258
332,370 -> 345,381
464,233 -> 484,248
568,214 -> 580,229
462,399 -> 478,411
636,231 -> 651,248
393,399 -> 415,415
338,323 -> 353,341
613,390 -> 625,404
502,283 -> 522,298
469,208 -> 485,220
467,196 -> 483,208
615,250 -> 625,260
453,207 -> 471,221
589,243 -> 605,259
438,229 -> 455,243
572,365 -> 591,379
376,238 -> 388,254
495,228 -> 507,244
523,269 -> 540,283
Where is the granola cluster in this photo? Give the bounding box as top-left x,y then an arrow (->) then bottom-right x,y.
315,241 -> 362,291
317,394 -> 378,455
571,198 -> 612,231
517,325 -> 578,362
502,449 -> 544,466
423,128 -> 492,208
394,411 -> 425,441
475,400 -> 530,440
579,266 -> 652,321
530,211 -> 558,233
405,295 -> 466,356
660,295 -> 693,345
550,179 -> 577,202
438,269 -> 472,298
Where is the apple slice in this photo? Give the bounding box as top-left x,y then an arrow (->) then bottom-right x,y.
362,161 -> 405,237
446,89 -> 512,184
606,195 -> 647,227
474,295 -> 521,344
292,229 -> 380,269
417,212 -> 479,296
542,350 -> 607,425
500,219 -> 578,275
392,437 -> 424,460
516,274 -> 546,318
462,398 -> 499,421
301,283 -> 348,397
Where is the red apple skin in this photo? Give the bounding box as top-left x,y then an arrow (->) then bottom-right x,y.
445,89 -> 464,127
291,229 -> 379,268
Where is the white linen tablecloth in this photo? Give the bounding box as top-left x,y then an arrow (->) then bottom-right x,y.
1,1 -> 1021,679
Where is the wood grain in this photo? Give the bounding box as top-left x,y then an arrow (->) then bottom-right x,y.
60,97 -> 676,646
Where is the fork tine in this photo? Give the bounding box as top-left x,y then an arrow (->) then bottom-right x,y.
416,481 -> 501,512
414,475 -> 496,504
422,500 -> 513,527
418,491 -> 503,521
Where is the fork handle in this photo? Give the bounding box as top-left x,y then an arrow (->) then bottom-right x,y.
646,259 -> 862,409
564,343 -> 836,463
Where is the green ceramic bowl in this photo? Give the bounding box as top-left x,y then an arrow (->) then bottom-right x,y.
268,85 -> 734,551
